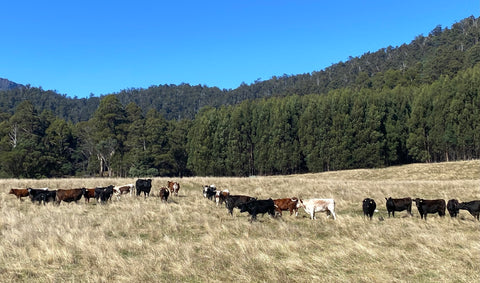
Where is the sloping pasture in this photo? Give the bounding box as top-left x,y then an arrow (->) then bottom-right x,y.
1,161 -> 479,282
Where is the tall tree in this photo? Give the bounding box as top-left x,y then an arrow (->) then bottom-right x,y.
91,95 -> 127,176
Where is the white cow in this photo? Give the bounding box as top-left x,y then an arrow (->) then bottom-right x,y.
297,198 -> 336,220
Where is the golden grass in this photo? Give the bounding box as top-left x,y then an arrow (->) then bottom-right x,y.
1,160 -> 479,282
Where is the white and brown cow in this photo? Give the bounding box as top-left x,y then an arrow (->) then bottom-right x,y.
168,181 -> 180,196
113,184 -> 134,200
215,189 -> 230,206
297,198 -> 336,220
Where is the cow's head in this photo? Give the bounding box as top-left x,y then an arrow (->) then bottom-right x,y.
296,199 -> 305,209
413,198 -> 423,205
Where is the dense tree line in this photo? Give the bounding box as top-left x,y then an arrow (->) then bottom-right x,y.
0,64 -> 478,178
0,16 -> 479,178
188,65 -> 479,176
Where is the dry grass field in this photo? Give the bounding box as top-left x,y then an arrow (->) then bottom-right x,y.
1,160 -> 479,282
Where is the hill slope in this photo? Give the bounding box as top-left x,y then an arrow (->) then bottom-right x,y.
1,16 -> 479,121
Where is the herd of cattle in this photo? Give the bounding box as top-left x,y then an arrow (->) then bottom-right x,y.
203,185 -> 480,222
7,179 -> 480,222
8,179 -> 180,205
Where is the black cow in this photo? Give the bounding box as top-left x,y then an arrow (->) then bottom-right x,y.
94,185 -> 114,204
413,198 -> 446,220
457,200 -> 480,220
447,199 -> 460,217
136,179 -> 152,198
385,197 -> 413,217
239,198 -> 276,222
225,195 -> 256,215
362,198 -> 376,220
203,185 -> 217,201
28,188 -> 57,205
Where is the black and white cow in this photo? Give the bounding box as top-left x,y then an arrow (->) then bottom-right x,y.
203,185 -> 217,201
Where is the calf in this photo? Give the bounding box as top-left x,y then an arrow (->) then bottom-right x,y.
447,199 -> 460,218
362,198 -> 377,220
225,195 -> 256,215
9,188 -> 29,201
203,185 -> 217,201
113,184 -> 134,200
457,200 -> 480,220
239,198 -> 276,222
56,188 -> 86,205
273,197 -> 299,216
297,198 -> 336,220
385,197 -> 412,217
136,179 -> 152,198
413,198 -> 446,220
158,187 -> 170,202
168,181 -> 180,196
216,189 -> 230,206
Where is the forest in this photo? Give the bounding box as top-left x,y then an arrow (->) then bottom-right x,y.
0,16 -> 479,178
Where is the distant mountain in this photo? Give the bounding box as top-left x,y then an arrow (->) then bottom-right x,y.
0,78 -> 23,91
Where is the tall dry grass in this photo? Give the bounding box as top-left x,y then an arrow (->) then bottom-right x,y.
0,160 -> 479,282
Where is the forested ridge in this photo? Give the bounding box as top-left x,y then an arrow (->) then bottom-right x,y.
0,16 -> 479,178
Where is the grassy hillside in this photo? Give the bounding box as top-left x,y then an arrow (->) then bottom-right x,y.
1,160 -> 479,282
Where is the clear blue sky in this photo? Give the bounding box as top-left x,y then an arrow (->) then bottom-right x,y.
1,1 -> 478,98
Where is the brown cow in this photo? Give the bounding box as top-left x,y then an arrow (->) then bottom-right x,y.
158,187 -> 170,202
168,181 -> 180,196
9,188 -> 29,201
83,188 -> 96,203
56,188 -> 86,204
385,197 -> 413,217
413,198 -> 446,220
273,197 -> 299,216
